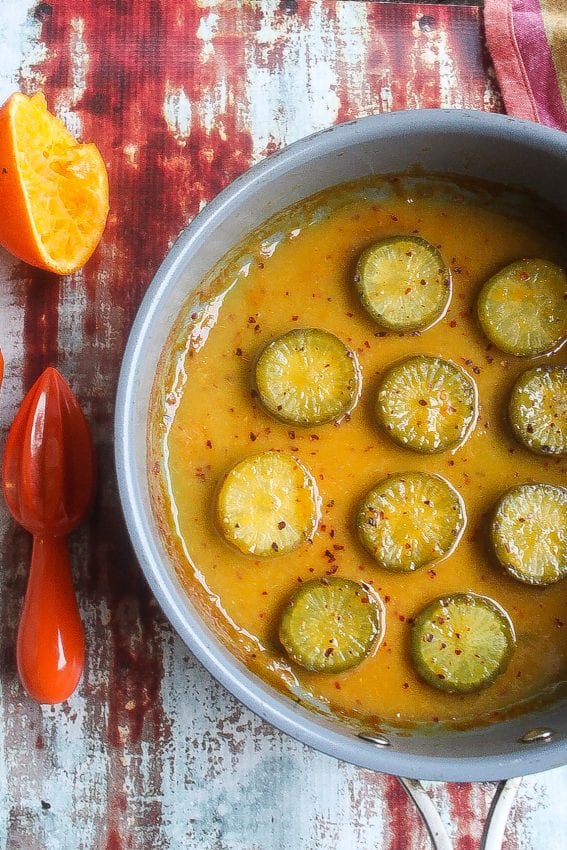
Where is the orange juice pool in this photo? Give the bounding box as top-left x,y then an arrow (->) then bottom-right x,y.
149,174 -> 566,732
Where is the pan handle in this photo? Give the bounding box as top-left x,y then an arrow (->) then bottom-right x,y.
399,778 -> 454,850
398,777 -> 522,850
480,777 -> 523,850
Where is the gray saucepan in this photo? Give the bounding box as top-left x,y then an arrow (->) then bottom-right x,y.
115,109 -> 567,807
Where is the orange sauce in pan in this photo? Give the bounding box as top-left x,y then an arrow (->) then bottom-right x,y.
149,175 -> 567,731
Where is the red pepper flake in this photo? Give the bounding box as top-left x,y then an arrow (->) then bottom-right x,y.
455,649 -> 462,655
437,673 -> 445,680
324,647 -> 334,657
254,324 -> 261,333
195,466 -> 210,480
334,681 -> 341,690
555,618 -> 565,628
191,312 -> 198,320
404,287 -> 412,295
403,682 -> 409,689
261,590 -> 268,596
325,564 -> 339,576
428,569 -> 437,578
520,271 -> 530,281
297,576 -> 303,583
310,434 -> 319,441
324,549 -> 336,562
473,366 -> 481,375
278,521 -> 287,530
288,430 -> 295,439
448,460 -> 455,467
486,355 -> 494,364
291,315 -> 299,321
345,312 -> 354,318
235,348 -> 243,357
258,262 -> 265,270
308,567 -> 315,573
418,399 -> 427,406
271,542 -> 279,552
432,716 -> 440,723
399,614 -> 406,622
449,319 -> 457,328
206,439 -> 213,449
250,432 -> 257,442
390,215 -> 398,222
384,595 -> 391,603
360,595 -> 369,604
333,544 -> 345,551
248,316 -> 256,324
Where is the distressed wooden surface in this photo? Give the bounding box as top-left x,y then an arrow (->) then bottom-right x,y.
0,2 -> 566,849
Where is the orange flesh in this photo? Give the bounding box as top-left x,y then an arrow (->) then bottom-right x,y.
150,175 -> 567,731
0,92 -> 108,274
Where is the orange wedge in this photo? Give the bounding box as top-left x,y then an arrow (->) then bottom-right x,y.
0,92 -> 109,275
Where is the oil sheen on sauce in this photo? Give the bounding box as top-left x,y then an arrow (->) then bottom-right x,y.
150,175 -> 567,731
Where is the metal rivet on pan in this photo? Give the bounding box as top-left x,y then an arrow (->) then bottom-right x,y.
358,732 -> 391,747
518,727 -> 554,744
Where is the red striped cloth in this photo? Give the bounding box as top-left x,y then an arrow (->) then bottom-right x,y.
484,0 -> 567,130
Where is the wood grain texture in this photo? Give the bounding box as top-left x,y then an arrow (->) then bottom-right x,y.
0,2 -> 565,849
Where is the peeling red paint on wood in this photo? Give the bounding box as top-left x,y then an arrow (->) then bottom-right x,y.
22,268 -> 60,390
382,773 -> 429,849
